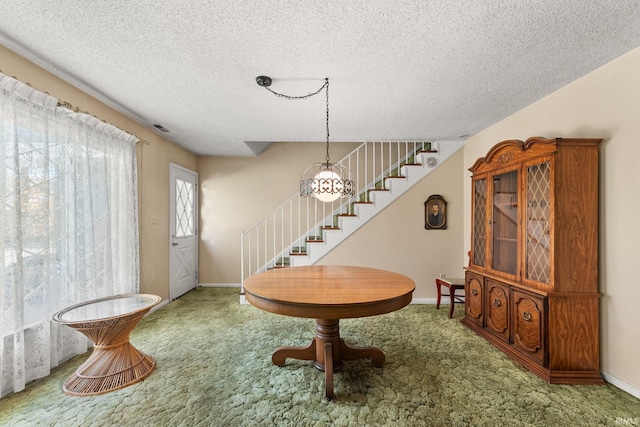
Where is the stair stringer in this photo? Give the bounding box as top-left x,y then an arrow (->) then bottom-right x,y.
290,140 -> 464,267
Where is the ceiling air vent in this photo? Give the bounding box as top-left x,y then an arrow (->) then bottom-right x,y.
153,124 -> 171,133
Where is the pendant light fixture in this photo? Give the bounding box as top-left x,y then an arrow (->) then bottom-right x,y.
256,76 -> 355,202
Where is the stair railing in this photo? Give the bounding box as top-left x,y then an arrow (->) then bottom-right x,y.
240,141 -> 434,288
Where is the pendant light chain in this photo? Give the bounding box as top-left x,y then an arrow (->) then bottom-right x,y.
263,79 -> 328,101
325,78 -> 330,166
260,77 -> 332,165
256,75 -> 354,202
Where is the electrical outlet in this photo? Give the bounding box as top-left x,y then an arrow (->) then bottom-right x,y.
439,273 -> 446,278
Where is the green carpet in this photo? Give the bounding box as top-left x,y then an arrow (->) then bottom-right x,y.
0,287 -> 638,426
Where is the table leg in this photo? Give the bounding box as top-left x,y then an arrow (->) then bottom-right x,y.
272,338 -> 316,366
449,285 -> 463,319
324,342 -> 334,399
340,340 -> 385,366
449,287 -> 456,318
436,280 -> 442,309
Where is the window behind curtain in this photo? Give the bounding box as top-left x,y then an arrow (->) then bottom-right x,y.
0,72 -> 139,397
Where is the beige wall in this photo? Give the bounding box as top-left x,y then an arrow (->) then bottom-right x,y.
138,138 -> 197,300
319,149 -> 464,299
197,141 -> 360,284
198,142 -> 464,299
463,47 -> 640,391
1,44 -> 197,301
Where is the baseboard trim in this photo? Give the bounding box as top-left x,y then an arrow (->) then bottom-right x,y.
411,297 -> 441,305
602,372 -> 640,399
149,299 -> 170,315
199,283 -> 242,288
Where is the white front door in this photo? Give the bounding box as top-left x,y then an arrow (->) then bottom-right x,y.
169,163 -> 198,300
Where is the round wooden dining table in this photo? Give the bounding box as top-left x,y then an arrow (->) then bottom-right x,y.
243,265 -> 415,399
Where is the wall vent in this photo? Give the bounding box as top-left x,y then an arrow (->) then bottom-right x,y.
153,124 -> 171,132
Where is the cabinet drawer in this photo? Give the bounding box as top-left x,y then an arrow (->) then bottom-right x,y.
465,272 -> 484,326
485,279 -> 510,342
511,289 -> 546,366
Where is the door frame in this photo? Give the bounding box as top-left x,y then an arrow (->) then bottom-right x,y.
169,163 -> 199,300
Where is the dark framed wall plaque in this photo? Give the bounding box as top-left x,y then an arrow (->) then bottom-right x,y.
425,194 -> 447,230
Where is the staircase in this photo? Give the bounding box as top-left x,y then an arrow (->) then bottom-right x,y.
240,140 -> 464,293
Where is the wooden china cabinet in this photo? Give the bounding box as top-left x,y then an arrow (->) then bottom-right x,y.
463,136 -> 604,384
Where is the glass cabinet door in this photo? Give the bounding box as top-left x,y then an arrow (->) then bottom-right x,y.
525,161 -> 551,284
472,178 -> 487,267
491,170 -> 518,275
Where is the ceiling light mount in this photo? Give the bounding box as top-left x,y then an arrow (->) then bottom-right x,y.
256,76 -> 272,87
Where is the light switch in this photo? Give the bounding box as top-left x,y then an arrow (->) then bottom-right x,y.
149,215 -> 159,225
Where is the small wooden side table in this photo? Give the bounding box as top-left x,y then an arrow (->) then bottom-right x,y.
435,277 -> 466,318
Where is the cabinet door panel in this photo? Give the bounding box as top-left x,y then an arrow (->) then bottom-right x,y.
512,289 -> 546,366
491,170 -> 518,276
472,178 -> 488,268
524,159 -> 552,285
485,280 -> 510,342
465,273 -> 484,326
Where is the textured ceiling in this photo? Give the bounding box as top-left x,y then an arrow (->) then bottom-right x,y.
2,1 -> 640,156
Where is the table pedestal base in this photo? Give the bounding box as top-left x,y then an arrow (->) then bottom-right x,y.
52,294 -> 161,396
63,341 -> 155,396
271,319 -> 385,399
60,310 -> 156,396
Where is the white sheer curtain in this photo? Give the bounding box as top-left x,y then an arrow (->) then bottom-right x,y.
0,72 -> 139,397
